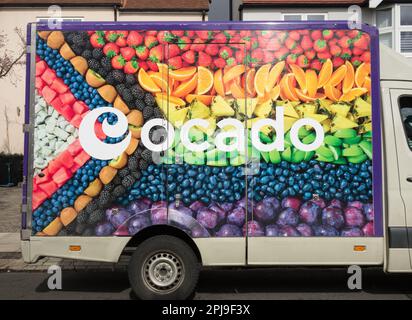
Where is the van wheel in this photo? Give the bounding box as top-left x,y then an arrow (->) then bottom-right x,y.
128,235 -> 200,300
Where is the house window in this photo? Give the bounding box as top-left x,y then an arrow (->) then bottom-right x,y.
399,5 -> 412,55
376,7 -> 393,48
282,13 -> 327,21
36,17 -> 84,23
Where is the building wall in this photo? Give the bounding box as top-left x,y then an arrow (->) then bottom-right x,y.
117,11 -> 206,21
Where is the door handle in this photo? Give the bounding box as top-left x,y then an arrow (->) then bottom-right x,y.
407,177 -> 412,183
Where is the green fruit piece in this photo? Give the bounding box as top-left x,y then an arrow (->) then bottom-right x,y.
362,131 -> 372,139
328,145 -> 342,161
161,149 -> 175,164
342,135 -> 362,145
184,152 -> 205,165
359,140 -> 372,159
285,131 -> 292,146
175,142 -> 186,156
247,145 -> 260,162
188,127 -> 205,142
316,146 -> 334,159
298,126 -> 311,139
316,154 -> 334,162
332,157 -> 347,164
324,135 -> 342,147
281,147 -> 292,162
334,128 -> 357,139
292,149 -> 305,163
261,151 -> 270,163
347,154 -> 368,163
269,150 -> 281,164
304,151 -> 315,161
302,133 -> 316,144
230,155 -> 245,166
342,145 -> 364,157
259,132 -> 272,144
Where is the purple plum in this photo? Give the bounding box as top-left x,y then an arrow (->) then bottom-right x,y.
347,201 -> 363,210
113,224 -> 130,236
313,225 -> 339,236
344,206 -> 365,227
109,207 -> 131,229
127,199 -> 151,215
321,206 -> 345,229
254,197 -> 280,223
299,201 -> 321,225
168,201 -> 193,217
95,222 -> 114,236
362,222 -> 374,236
196,208 -> 218,229
277,208 -> 299,226
128,214 -> 151,235
209,203 -> 226,223
227,207 -> 246,227
329,199 -> 343,208
281,197 -> 301,211
296,223 -> 313,236
265,224 -> 280,237
105,206 -> 122,222
363,203 -> 374,222
150,201 -> 168,225
278,225 -> 300,237
218,202 -> 234,212
191,225 -> 210,238
216,224 -> 242,237
243,221 -> 265,237
235,197 -> 255,214
189,201 -> 206,212
311,197 -> 326,209
341,227 -> 364,237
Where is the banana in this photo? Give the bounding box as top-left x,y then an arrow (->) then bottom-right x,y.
359,140 -> 373,159
281,147 -> 293,162
333,128 -> 357,139
304,151 -> 315,161
363,131 -> 372,139
324,135 -> 342,147
292,149 -> 305,163
316,146 -> 334,159
347,154 -> 368,163
328,145 -> 342,161
316,154 -> 334,162
269,150 -> 281,164
342,145 -> 364,157
333,157 -> 347,164
342,135 -> 362,145
261,151 -> 270,163
302,132 -> 316,144
298,126 -> 311,139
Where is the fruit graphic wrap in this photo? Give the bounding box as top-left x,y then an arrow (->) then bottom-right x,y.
31,27 -> 375,237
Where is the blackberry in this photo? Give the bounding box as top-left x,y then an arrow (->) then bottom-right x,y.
58,229 -> 68,236
65,32 -> 75,44
135,148 -> 143,157
139,159 -> 149,170
131,85 -> 145,99
153,107 -> 163,118
105,72 -> 116,85
103,182 -> 114,192
71,45 -> 83,55
76,210 -> 89,224
118,168 -> 130,178
112,70 -> 125,84
88,209 -> 105,225
81,50 -> 92,60
100,56 -> 112,71
72,33 -> 85,46
85,199 -> 98,214
128,157 -> 139,171
144,93 -> 155,107
132,171 -> 142,180
134,99 -> 146,111
143,107 -> 154,119
112,175 -> 122,186
92,48 -> 104,60
65,221 -> 77,235
113,185 -> 126,197
82,228 -> 94,236
98,190 -> 112,208
87,58 -> 101,71
141,149 -> 152,162
98,68 -> 108,77
122,175 -> 135,189
124,74 -> 136,86
116,84 -> 127,95
122,89 -> 133,103
75,223 -> 87,235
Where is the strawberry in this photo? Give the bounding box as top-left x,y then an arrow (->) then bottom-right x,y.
149,45 -> 164,63
146,30 -> 157,36
278,31 -> 288,43
115,36 -> 127,47
288,31 -> 300,41
353,34 -> 368,50
138,59 -> 148,71
299,30 -> 309,35
185,30 -> 195,37
291,46 -> 303,55
240,30 -> 252,37
168,56 -> 182,70
224,30 -> 236,39
296,55 -> 309,68
286,54 -> 298,65
313,39 -> 327,52
120,47 -> 135,61
105,31 -> 118,42
191,38 -> 206,52
90,33 -> 105,48
177,36 -> 191,51
103,43 -> 119,57
285,38 -> 297,50
305,49 -> 316,60
87,31 -> 94,35
111,55 -> 126,70
310,59 -> 322,72
340,48 -> 352,60
311,30 -> 322,41
251,48 -> 264,63
317,51 -> 332,61
214,32 -> 228,43
322,30 -> 334,40
198,52 -> 212,67
147,60 -> 159,72
257,36 -> 268,49
348,30 -> 361,39
260,30 -> 275,39
332,56 -> 344,68
330,45 -> 342,57
219,46 -> 233,59
124,60 -> 139,74
235,50 -> 245,64
352,46 -> 365,56
171,30 -> 184,37
214,57 -> 226,69
226,57 -> 236,67
195,30 -> 212,41
360,51 -> 370,63
263,50 -> 275,64
335,30 -> 346,38
135,46 -> 149,60
205,44 -> 219,56
338,36 -> 351,49
144,35 -> 158,49
166,44 -> 180,59
274,47 -> 289,61
300,35 -> 313,51
157,31 -> 175,44
182,50 -> 196,64
266,38 -> 281,51
126,31 -> 143,47
351,56 -> 362,67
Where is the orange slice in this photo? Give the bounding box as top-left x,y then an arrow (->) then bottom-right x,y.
254,64 -> 271,97
172,73 -> 198,98
169,66 -> 197,81
156,63 -> 168,76
280,73 -> 299,101
317,58 -> 333,89
296,88 -> 326,102
185,94 -> 214,105
290,64 -> 306,92
213,69 -> 225,97
270,84 -> 281,100
225,79 -> 234,95
355,62 -> 371,88
266,61 -> 285,92
197,66 -> 214,95
324,84 -> 341,102
342,60 -> 355,94
257,90 -> 272,104
339,87 -> 368,102
155,93 -> 186,107
223,64 -> 246,84
305,69 -> 318,98
363,76 -> 371,93
327,64 -> 347,87
150,72 -> 169,93
138,68 -> 161,93
230,81 -> 246,99
245,68 -> 256,97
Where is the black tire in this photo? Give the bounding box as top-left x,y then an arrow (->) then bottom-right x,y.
128,235 -> 200,300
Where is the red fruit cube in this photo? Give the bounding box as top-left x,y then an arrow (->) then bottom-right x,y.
35,77 -> 44,91
38,180 -> 58,197
94,121 -> 106,140
41,86 -> 57,104
35,168 -> 50,184
50,97 -> 63,113
56,150 -> 74,169
73,101 -> 88,114
70,162 -> 82,173
70,114 -> 83,128
60,92 -> 75,105
52,167 -> 71,187
35,60 -> 47,76
60,104 -> 75,121
35,55 -> 41,63
67,139 -> 82,156
32,190 -> 48,210
47,159 -> 60,175
33,181 -> 38,192
50,78 -> 68,94
40,68 -> 56,85
74,150 -> 90,167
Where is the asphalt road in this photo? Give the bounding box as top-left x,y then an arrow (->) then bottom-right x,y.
0,267 -> 411,300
